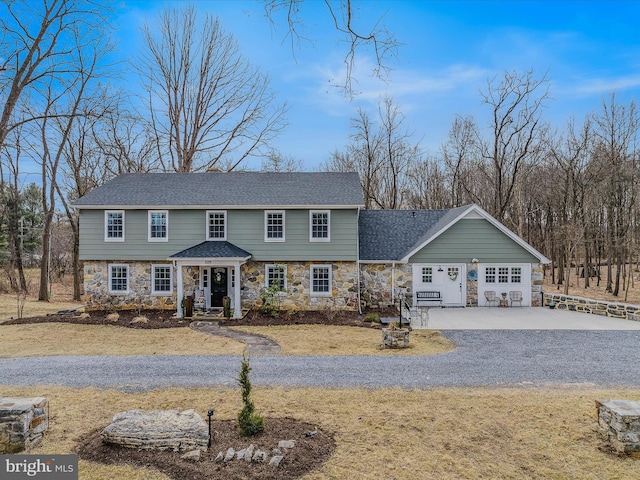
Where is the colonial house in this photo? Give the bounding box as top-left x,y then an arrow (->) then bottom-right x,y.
74,171 -> 549,318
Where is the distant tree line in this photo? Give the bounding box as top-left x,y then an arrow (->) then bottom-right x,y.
1,1 -> 637,302
324,71 -> 639,299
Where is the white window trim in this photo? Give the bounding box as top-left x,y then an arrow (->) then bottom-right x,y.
265,264 -> 287,291
104,210 -> 125,242
206,210 -> 227,241
310,264 -> 332,297
151,264 -> 173,295
108,264 -> 129,294
148,210 -> 169,242
264,210 -> 285,242
309,210 -> 331,242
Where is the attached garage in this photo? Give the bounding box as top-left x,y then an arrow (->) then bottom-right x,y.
358,205 -> 550,308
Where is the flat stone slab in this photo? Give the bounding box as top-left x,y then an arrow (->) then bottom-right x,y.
101,409 -> 208,451
599,400 -> 640,417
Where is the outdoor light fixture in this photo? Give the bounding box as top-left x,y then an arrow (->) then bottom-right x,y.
207,408 -> 215,448
438,266 -> 443,272
472,258 -> 479,263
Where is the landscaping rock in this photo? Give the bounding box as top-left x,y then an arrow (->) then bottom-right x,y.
269,455 -> 284,467
223,447 -> 235,462
214,451 -> 223,462
252,449 -> 268,462
100,409 -> 208,452
245,444 -> 255,462
181,449 -> 201,461
278,439 -> 295,450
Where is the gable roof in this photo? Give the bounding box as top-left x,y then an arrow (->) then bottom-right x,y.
73,172 -> 365,209
359,204 -> 550,264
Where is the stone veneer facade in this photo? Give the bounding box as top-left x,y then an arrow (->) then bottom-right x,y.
83,260 -> 359,312
241,261 -> 359,310
360,262 -> 544,308
84,260 -> 545,311
83,261 -> 177,311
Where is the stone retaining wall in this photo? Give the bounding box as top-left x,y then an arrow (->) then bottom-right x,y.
0,397 -> 48,453
544,292 -> 640,321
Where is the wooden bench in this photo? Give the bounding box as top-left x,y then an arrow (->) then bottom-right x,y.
415,291 -> 442,307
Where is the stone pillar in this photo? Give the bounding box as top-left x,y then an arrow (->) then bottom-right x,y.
0,397 -> 48,453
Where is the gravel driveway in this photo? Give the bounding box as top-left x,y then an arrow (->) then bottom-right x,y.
2,330 -> 640,391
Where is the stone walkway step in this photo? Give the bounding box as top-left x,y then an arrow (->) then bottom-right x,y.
190,321 -> 281,354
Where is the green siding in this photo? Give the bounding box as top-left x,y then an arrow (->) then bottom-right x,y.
79,208 -> 358,261
408,218 -> 540,263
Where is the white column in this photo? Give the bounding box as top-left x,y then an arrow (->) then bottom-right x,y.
233,263 -> 242,318
176,262 -> 183,318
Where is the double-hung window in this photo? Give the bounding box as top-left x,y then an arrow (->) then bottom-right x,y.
109,264 -> 129,294
266,264 -> 287,291
152,265 -> 172,294
311,264 -> 331,296
105,210 -> 125,242
207,210 -> 227,241
310,210 -> 330,242
265,210 -> 285,242
148,211 -> 168,242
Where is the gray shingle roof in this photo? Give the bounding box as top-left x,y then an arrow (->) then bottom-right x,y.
74,172 -> 364,208
358,206 -> 469,261
169,241 -> 251,259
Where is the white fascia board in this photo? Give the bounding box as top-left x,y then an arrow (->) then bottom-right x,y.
169,256 -> 251,264
359,259 -> 407,264
400,204 -> 551,264
78,204 -> 364,210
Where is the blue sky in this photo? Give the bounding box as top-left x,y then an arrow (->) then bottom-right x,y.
113,1 -> 640,171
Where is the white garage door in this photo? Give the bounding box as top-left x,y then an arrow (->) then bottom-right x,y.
477,264 -> 531,307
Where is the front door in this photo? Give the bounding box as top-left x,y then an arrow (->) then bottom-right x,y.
413,264 -> 465,306
210,267 -> 228,307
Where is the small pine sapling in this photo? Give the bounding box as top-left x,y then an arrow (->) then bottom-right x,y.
237,354 -> 264,436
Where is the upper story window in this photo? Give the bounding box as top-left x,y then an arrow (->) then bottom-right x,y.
310,210 -> 330,242
105,210 -> 125,242
109,264 -> 129,293
207,210 -> 227,241
265,210 -> 285,242
148,210 -> 168,242
311,264 -> 332,296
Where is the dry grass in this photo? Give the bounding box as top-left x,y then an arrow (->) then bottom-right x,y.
232,325 -> 455,356
0,323 -> 245,357
0,292 -> 83,321
2,384 -> 639,479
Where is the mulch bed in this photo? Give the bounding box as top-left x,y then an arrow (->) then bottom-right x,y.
3,307 -> 398,329
77,417 -> 336,480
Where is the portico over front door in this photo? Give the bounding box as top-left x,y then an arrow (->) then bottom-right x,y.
210,267 -> 228,307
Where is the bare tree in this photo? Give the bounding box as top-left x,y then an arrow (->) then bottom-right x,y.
263,0 -> 401,96
477,70 -> 550,225
261,150 -> 302,172
324,97 -> 417,209
138,6 -> 287,173
0,0 -> 106,151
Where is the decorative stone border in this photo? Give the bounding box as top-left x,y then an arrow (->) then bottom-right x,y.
543,293 -> 640,321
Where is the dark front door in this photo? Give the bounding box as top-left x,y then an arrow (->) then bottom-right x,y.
211,267 -> 228,307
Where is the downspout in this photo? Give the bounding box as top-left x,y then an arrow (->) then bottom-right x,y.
356,206 -> 362,315
391,262 -> 396,304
